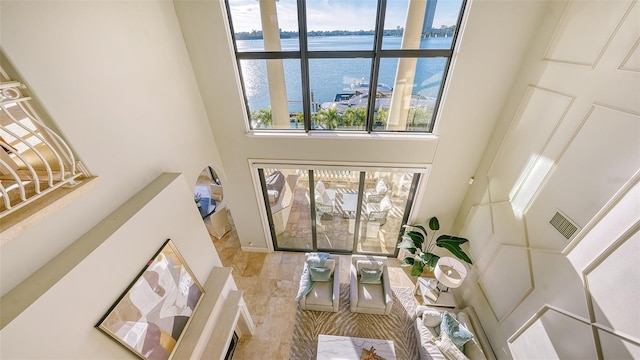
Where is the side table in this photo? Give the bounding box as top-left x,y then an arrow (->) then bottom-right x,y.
414,277 -> 457,308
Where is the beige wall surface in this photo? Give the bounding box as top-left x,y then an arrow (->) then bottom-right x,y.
0,173 -> 222,358
0,0 -> 223,295
173,0 -> 548,251
455,1 -> 640,358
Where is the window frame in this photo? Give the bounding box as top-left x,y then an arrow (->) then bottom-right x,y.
225,0 -> 467,134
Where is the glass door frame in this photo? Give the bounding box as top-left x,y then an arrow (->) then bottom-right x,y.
251,160 -> 429,256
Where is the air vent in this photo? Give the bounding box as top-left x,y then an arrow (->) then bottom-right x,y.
549,211 -> 578,240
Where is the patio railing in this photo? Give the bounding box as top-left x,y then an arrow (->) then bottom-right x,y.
0,68 -> 90,218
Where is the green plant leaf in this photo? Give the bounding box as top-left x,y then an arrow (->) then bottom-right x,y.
436,240 -> 473,265
413,225 -> 428,237
421,252 -> 440,271
397,237 -> 417,254
405,231 -> 424,248
436,234 -> 469,244
429,217 -> 440,231
401,257 -> 415,267
410,262 -> 424,276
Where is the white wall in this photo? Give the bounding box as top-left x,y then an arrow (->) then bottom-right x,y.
172,0 -> 547,251
0,0 -> 223,295
455,1 -> 640,358
0,173 -> 223,358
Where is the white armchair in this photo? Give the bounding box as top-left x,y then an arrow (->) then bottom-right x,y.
299,255 -> 341,312
349,255 -> 393,315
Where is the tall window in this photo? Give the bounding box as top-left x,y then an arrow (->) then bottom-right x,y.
226,0 -> 465,133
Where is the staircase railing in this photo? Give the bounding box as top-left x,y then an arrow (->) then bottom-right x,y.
0,69 -> 90,218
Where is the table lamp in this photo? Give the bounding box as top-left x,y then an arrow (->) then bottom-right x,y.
434,256 -> 467,293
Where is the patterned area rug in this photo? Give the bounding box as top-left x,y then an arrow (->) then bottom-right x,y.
290,284 -> 419,359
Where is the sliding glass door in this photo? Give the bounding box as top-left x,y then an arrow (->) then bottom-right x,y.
258,165 -> 421,256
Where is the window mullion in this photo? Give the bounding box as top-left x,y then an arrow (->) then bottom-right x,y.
298,0 -> 311,132
366,0 -> 387,133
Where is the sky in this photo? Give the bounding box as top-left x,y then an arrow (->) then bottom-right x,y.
228,0 -> 463,33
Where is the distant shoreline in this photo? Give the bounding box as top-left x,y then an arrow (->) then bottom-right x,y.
235,29 -> 403,41
234,26 -> 457,41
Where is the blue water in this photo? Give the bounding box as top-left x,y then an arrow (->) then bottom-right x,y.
238,35 -> 451,113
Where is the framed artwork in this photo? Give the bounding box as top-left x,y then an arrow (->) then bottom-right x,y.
97,239 -> 204,360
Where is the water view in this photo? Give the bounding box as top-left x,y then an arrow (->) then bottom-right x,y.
238,35 -> 451,115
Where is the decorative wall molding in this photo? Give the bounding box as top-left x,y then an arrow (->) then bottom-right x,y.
619,36 -> 640,72
487,86 -> 574,204
583,220 -> 640,344
563,170 -> 640,255
477,245 -> 534,323
543,0 -> 634,68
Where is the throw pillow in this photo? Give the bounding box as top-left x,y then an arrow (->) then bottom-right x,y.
441,312 -> 474,351
309,266 -> 333,282
379,196 -> 392,211
436,332 -> 470,360
422,309 -> 444,328
359,268 -> 382,284
356,260 -> 383,272
322,191 -> 332,205
375,180 -> 388,194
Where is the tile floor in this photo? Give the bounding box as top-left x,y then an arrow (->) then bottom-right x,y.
212,227 -> 419,359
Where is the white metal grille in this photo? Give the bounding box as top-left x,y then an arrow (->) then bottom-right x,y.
0,68 -> 90,217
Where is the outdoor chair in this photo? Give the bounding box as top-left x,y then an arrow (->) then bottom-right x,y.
364,195 -> 393,225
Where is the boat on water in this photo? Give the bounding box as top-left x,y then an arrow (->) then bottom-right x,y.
320,80 -> 435,113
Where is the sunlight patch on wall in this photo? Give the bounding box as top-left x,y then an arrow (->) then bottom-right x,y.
510,154 -> 554,217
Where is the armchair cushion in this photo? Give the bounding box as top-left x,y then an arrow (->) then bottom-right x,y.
298,256 -> 340,312
357,283 -> 386,309
304,281 -> 335,308
350,256 -> 392,315
356,259 -> 383,272
310,266 -> 333,282
359,268 -> 382,284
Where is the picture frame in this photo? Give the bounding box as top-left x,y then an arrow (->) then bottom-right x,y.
96,239 -> 204,360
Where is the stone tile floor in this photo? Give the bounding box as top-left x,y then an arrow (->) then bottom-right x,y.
212,228 -> 419,359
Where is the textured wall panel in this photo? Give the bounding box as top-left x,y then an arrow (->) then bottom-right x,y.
491,202 -> 527,247
599,328 -> 640,359
530,251 -> 590,319
460,204 -> 493,261
620,38 -> 640,71
509,308 -> 597,359
526,105 -> 640,251
479,246 -> 532,321
586,231 -> 640,339
488,87 -> 572,202
545,0 -> 632,66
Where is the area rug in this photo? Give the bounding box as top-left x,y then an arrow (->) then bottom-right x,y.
289,284 -> 419,359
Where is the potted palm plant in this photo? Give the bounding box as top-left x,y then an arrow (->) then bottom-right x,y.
397,217 -> 473,276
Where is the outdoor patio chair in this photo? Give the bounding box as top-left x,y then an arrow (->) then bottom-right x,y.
364,195 -> 393,225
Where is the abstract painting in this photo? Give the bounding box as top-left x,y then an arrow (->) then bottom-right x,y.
97,239 -> 204,360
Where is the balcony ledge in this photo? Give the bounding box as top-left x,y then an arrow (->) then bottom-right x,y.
0,176 -> 99,245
